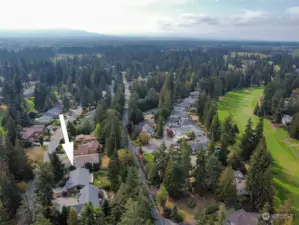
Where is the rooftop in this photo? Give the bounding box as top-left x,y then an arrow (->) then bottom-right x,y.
226,209 -> 259,225
64,168 -> 90,190
75,140 -> 99,156
75,134 -> 96,143
22,125 -> 45,139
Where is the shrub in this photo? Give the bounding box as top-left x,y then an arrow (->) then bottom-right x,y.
163,207 -> 172,218
22,140 -> 32,148
186,131 -> 196,140
187,199 -> 196,209
205,204 -> 219,214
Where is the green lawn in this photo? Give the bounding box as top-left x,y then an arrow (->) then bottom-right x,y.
218,87 -> 299,220
93,171 -> 110,189
25,97 -> 35,112
143,152 -> 154,163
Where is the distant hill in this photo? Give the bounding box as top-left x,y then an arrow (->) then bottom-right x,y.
0,29 -> 102,38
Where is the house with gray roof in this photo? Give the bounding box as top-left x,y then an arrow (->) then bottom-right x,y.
64,168 -> 90,191
226,209 -> 259,225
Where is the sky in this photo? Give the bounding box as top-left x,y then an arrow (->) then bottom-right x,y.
1,0 -> 299,41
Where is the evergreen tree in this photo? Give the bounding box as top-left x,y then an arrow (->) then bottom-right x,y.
67,121 -> 77,137
240,118 -> 255,161
205,154 -> 222,192
35,163 -> 55,218
215,204 -> 228,225
156,184 -> 168,208
33,212 -> 52,225
62,95 -> 70,113
209,112 -> 221,142
254,117 -> 264,149
216,166 -> 236,203
79,203 -> 96,225
289,113 -> 299,140
194,149 -> 207,195
156,115 -> 164,138
67,207 -> 79,225
49,152 -> 65,183
247,137 -> 274,210
163,159 -> 185,197
179,140 -> 192,176
220,114 -> 236,149
204,102 -> 217,131
94,123 -> 102,141
59,206 -> 69,225
107,153 -> 121,192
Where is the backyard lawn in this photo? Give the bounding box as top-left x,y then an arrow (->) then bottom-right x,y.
218,87 -> 299,221
143,152 -> 154,163
25,97 -> 35,112
93,171 -> 110,189
25,146 -> 45,166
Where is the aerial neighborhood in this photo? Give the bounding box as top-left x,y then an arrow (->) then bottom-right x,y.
0,30 -> 298,225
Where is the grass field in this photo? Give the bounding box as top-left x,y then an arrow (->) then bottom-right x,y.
231,52 -> 269,58
25,97 -> 35,112
54,53 -> 102,60
218,87 -> 299,220
93,171 -> 110,189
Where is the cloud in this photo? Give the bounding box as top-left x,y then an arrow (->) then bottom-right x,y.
287,6 -> 299,17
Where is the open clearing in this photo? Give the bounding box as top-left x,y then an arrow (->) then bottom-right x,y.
25,146 -> 45,164
218,87 -> 299,221
54,53 -> 102,60
231,52 -> 269,58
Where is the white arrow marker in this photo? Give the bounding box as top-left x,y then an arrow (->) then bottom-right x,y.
59,114 -> 74,165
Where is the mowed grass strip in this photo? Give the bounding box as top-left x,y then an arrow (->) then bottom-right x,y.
218,87 -> 299,220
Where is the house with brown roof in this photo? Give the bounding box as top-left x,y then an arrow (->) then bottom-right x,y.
226,209 -> 259,225
63,153 -> 100,169
22,125 -> 46,142
75,134 -> 96,144
74,140 -> 100,156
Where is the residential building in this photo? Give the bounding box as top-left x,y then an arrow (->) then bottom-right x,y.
74,140 -> 100,156
75,134 -> 96,144
73,153 -> 100,168
63,153 -> 100,169
141,123 -> 155,136
35,115 -> 53,124
226,209 -> 259,225
21,125 -> 45,141
24,87 -> 34,97
282,115 -> 293,125
64,168 -> 91,192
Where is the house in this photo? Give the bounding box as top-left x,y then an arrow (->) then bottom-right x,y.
64,168 -> 91,192
24,87 -> 34,97
22,125 -> 45,141
75,134 -> 96,144
234,170 -> 249,196
44,104 -> 62,118
226,209 -> 259,225
71,184 -> 100,213
73,153 -> 100,168
74,140 -> 100,156
282,115 -> 293,125
53,184 -> 104,214
141,123 -> 155,136
35,115 -> 53,124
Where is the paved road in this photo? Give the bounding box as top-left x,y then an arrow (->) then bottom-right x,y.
122,74 -> 177,225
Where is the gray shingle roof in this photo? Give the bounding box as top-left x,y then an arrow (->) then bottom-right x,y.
227,209 -> 259,225
77,184 -> 99,209
64,168 -> 90,189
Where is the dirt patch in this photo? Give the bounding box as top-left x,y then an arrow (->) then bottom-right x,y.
0,105 -> 7,110
191,115 -> 199,122
101,155 -> 110,169
165,195 -> 217,224
244,90 -> 249,93
25,146 -> 45,164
